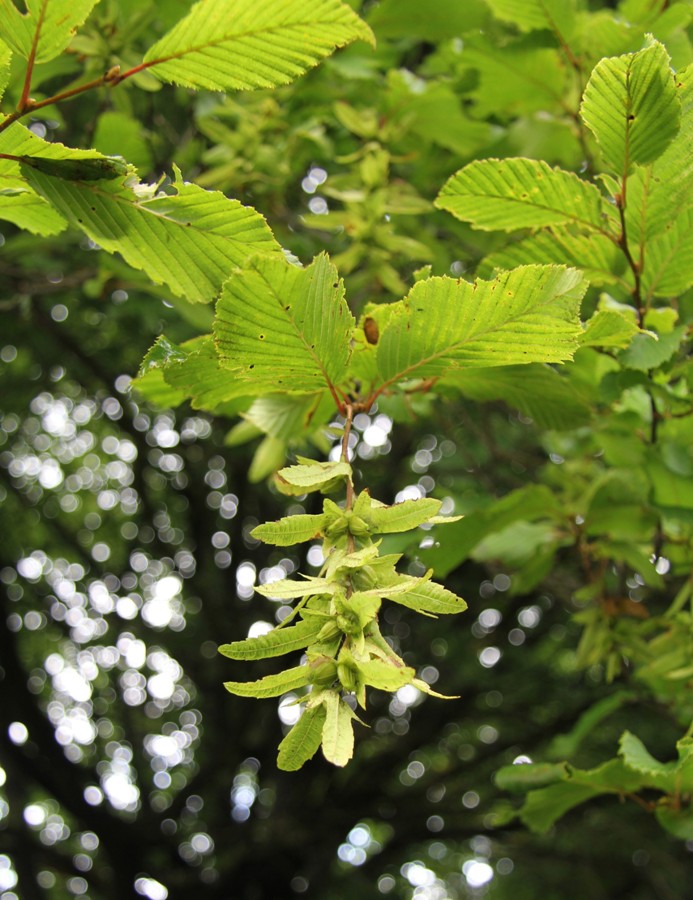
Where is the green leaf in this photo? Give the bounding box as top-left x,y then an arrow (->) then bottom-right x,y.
421,484 -> 561,577
579,310 -> 640,349
481,229 -> 626,289
357,658 -> 415,692
215,253 -> 355,394
243,393 -> 333,442
218,617 -> 324,660
366,498 -> 442,533
619,327 -> 687,371
255,576 -> 334,600
143,0 -> 375,92
641,206 -> 693,299
0,38 -> 10,104
656,805 -> 693,841
367,0 -> 488,40
0,189 -> 67,235
370,266 -> 586,391
21,159 -> 282,303
321,691 -> 355,767
548,692 -> 637,759
580,40 -> 681,174
252,514 -> 326,546
445,364 -> 592,430
484,0 -> 576,35
248,435 -> 287,483
520,758 -> 646,833
274,459 -> 352,496
619,731 -> 677,791
495,763 -> 568,792
277,705 -> 327,771
435,158 -> 608,232
383,577 -> 467,616
224,664 -> 310,698
0,0 -> 99,64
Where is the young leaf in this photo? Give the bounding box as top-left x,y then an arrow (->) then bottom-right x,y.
370,266 -> 586,391
21,161 -> 282,303
619,731 -> 677,791
382,577 -> 467,616
218,617 -> 324,660
214,253 -> 355,394
495,763 -> 569,793
357,658 -> 416,692
224,665 -> 310,698
251,514 -> 326,546
580,40 -> 681,174
365,497 -> 442,533
255,577 -> 334,600
143,0 -> 375,92
435,158 -> 608,232
579,310 -> 640,349
0,0 -> 99,64
321,691 -> 355,767
277,705 -> 327,772
274,459 -> 352,496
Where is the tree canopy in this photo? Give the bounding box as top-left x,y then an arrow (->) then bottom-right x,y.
1,1 -> 692,899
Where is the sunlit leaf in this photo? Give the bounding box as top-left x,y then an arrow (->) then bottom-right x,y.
368,266 -> 586,392
252,514 -> 326,546
215,253 -> 355,395
321,691 -> 355,766
224,664 -> 310,698
254,576 -> 334,600
274,459 -> 352,496
484,0 -> 576,35
365,497 -> 442,533
580,39 -> 681,174
0,189 -> 67,235
0,38 -> 11,103
143,0 -> 375,92
436,158 -> 608,232
218,618 -> 324,660
382,576 -> 467,616
277,705 -> 327,771
357,658 -> 415,692
0,0 -> 99,64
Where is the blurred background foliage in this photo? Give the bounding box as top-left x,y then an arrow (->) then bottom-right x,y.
1,0 -> 692,898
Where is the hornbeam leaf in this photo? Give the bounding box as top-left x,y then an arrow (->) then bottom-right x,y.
0,190 -> 67,235
321,691 -> 355,767
436,159 -> 608,232
218,617 -> 324,660
580,40 -> 680,174
0,0 -> 99,64
579,310 -> 640,349
277,705 -> 327,771
371,266 -> 586,390
252,514 -> 326,546
215,253 -> 355,394
382,577 -> 467,616
366,498 -> 442,533
0,39 -> 10,103
254,577 -> 334,600
641,206 -> 693,299
19,155 -> 128,181
484,0 -> 576,35
619,731 -> 677,791
21,162 -> 282,303
357,659 -> 415,692
495,763 -> 569,793
274,459 -> 352,495
224,665 -> 310,698
143,0 -> 375,92
444,364 -> 592,430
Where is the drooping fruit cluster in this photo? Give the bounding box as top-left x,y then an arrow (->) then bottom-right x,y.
219,457 -> 466,770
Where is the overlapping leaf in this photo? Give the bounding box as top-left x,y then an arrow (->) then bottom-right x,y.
436,158 -> 609,232
0,38 -> 10,102
362,265 -> 586,391
277,705 -> 326,771
0,0 -> 99,64
143,0 -> 375,92
580,39 -> 680,174
0,189 -> 67,235
22,163 -> 282,303
218,617 -> 324,660
641,206 -> 693,298
224,665 -> 310,698
215,253 -> 355,394
484,0 -> 576,35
